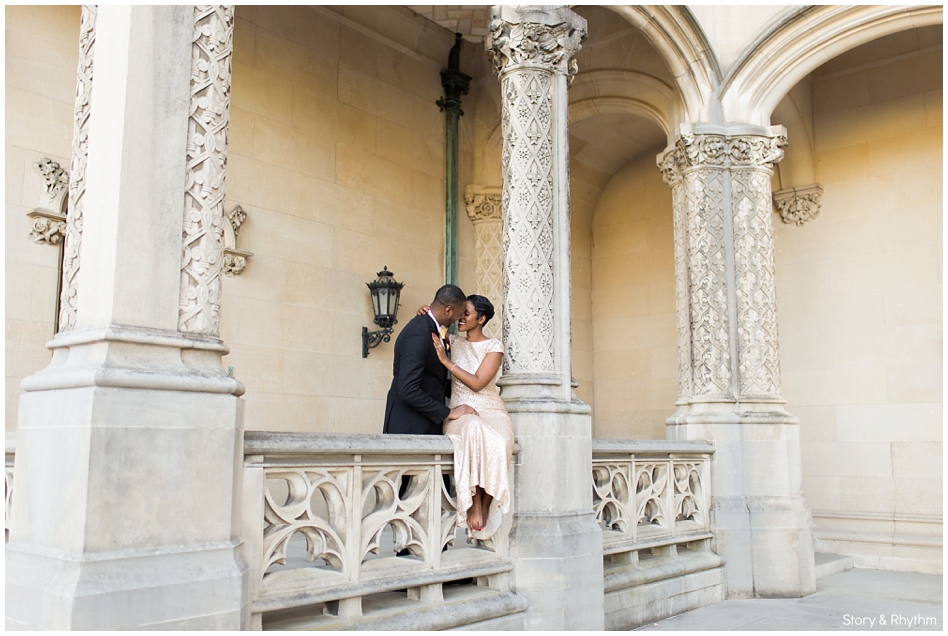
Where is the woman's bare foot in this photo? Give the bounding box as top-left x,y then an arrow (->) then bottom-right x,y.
467,488 -> 485,531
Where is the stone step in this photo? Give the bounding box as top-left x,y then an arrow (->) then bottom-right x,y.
814,552 -> 854,580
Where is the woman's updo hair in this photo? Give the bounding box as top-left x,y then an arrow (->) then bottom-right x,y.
467,294 -> 495,326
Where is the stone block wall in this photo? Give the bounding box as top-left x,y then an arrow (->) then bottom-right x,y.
590,152 -> 677,440
776,26 -> 942,573
216,6 -> 475,434
5,6 -> 81,431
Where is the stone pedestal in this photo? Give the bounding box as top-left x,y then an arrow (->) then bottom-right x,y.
658,123 -> 816,598
6,6 -> 249,629
486,6 -> 604,629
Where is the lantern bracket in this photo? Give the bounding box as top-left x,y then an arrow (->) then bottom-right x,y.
362,266 -> 404,358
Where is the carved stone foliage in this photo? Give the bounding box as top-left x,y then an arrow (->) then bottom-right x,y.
659,131 -> 786,401
485,6 -> 586,85
58,4 -> 96,333
465,189 -> 503,341
658,151 -> 693,400
222,204 -> 253,276
179,5 -> 234,335
683,166 -> 730,397
733,167 -> 781,398
28,158 -> 69,245
773,184 -> 823,226
464,191 -> 502,223
592,446 -> 712,551
33,158 -> 69,215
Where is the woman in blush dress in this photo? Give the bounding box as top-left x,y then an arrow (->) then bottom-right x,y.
421,295 -> 514,539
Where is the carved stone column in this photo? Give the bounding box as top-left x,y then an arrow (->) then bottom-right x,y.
658,123 -> 815,598
7,7 -> 248,629
464,185 -> 503,341
486,6 -> 604,629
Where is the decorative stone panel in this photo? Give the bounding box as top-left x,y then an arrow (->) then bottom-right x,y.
464,186 -> 502,340
58,4 -> 97,332
178,5 -> 235,335
222,204 -> 253,276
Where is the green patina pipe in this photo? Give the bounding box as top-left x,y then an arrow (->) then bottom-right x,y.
437,33 -> 471,291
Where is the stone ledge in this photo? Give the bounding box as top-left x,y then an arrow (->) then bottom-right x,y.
263,587 -> 527,631
605,548 -> 726,593
593,438 -> 715,455
254,557 -> 513,614
244,431 -> 520,457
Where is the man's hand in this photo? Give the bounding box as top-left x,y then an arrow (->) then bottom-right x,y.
447,404 -> 478,420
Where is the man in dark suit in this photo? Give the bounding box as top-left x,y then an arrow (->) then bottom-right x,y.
383,284 -> 477,435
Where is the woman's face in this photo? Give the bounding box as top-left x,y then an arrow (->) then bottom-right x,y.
456,300 -> 480,332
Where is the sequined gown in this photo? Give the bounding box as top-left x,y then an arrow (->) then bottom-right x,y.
444,335 -> 514,539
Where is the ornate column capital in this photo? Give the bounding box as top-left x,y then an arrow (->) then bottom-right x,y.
464,187 -> 502,224
485,5 -> 587,83
773,184 -> 823,226
675,128 -> 787,170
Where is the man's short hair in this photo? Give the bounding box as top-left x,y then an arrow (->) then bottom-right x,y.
433,284 -> 466,307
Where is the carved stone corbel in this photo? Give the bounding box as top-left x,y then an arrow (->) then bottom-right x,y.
773,184 -> 823,226
223,204 -> 253,276
27,158 -> 69,245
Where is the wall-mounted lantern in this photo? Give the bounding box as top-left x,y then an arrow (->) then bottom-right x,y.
362,267 -> 404,358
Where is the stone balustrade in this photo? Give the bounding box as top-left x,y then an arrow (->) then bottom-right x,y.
241,432 -> 526,630
592,439 -> 726,629
5,432 -> 726,629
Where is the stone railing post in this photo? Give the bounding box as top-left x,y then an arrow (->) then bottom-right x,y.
485,5 -> 604,629
6,6 -> 248,629
657,123 -> 815,598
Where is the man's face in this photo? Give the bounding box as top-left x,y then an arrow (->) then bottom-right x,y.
442,303 -> 465,326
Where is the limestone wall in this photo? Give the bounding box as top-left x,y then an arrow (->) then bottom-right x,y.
221,6 -> 470,434
5,6 -> 80,430
4,6 -> 476,435
589,152 -> 677,440
776,27 -> 942,573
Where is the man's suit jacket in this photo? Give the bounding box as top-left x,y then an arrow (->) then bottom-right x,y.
382,313 -> 451,435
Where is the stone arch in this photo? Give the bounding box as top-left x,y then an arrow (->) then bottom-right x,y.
485,69 -> 677,155
722,4 -> 944,126
605,5 -> 721,124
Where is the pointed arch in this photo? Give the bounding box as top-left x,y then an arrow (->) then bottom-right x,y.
722,5 -> 943,126
605,5 -> 721,123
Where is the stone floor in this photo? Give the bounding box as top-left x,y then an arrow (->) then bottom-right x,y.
637,568 -> 943,631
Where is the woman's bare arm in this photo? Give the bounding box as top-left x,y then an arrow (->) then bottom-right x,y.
431,334 -> 502,393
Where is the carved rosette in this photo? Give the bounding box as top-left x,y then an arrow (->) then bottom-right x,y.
58,5 -> 96,333
773,184 -> 823,226
178,5 -> 235,335
465,190 -> 504,341
486,6 -> 586,375
660,131 -> 786,402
